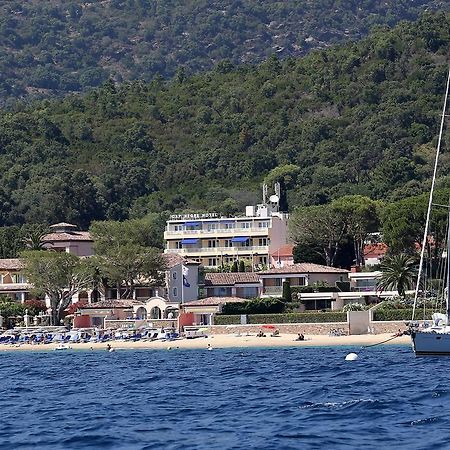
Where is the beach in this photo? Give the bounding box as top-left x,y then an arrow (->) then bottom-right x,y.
0,333 -> 410,351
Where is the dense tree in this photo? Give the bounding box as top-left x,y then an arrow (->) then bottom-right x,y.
1,1 -> 446,106
332,195 -> 380,266
21,251 -> 94,325
89,220 -> 166,298
289,204 -> 347,266
0,14 -> 448,228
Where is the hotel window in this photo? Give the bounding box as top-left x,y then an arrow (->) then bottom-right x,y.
240,222 -> 251,229
208,258 -> 217,266
175,241 -> 183,249
207,223 -> 217,231
173,287 -> 178,297
258,238 -> 268,246
172,272 -> 177,280
258,221 -> 269,228
208,240 -> 217,248
259,256 -> 268,265
174,224 -> 184,231
224,222 -> 235,229
224,239 -> 232,247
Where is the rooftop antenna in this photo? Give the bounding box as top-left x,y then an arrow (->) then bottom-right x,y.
274,182 -> 281,199
262,184 -> 268,204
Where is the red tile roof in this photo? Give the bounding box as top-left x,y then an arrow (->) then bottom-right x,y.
364,243 -> 388,258
0,259 -> 24,270
43,231 -> 92,242
50,222 -> 78,229
270,244 -> 294,257
259,263 -> 349,275
204,272 -> 260,286
184,296 -> 247,306
78,299 -> 142,309
163,253 -> 199,269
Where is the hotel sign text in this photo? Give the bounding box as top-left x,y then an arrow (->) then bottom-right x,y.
170,212 -> 218,220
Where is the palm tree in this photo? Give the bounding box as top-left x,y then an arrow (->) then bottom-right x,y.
377,254 -> 418,298
23,225 -> 50,250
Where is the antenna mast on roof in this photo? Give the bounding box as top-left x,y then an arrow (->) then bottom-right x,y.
274,182 -> 281,199
262,184 -> 268,204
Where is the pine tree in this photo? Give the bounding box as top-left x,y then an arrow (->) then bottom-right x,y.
282,280 -> 292,303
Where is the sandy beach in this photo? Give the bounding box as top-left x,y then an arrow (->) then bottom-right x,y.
0,333 -> 410,351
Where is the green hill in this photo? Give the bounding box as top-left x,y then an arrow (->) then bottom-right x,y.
0,13 -> 449,228
0,0 -> 447,106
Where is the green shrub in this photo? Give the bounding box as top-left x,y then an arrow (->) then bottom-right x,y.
343,303 -> 367,312
247,312 -> 346,324
221,297 -> 284,315
292,285 -> 338,296
214,315 -> 241,325
215,311 -> 347,324
373,308 -> 444,321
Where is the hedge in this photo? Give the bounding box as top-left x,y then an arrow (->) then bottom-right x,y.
291,286 -> 338,294
373,308 -> 444,321
214,312 -> 347,325
214,315 -> 241,325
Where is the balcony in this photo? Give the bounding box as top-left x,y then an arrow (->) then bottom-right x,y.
262,286 -> 283,296
164,227 -> 270,238
165,245 -> 269,255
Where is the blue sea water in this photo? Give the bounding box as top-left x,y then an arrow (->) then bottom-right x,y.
0,344 -> 446,449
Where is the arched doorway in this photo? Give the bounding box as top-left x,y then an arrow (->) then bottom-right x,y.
136,307 -> 147,320
150,306 -> 161,319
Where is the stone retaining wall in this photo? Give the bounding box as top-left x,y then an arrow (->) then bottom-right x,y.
369,321 -> 409,334
210,322 -> 348,335
209,320 -> 413,335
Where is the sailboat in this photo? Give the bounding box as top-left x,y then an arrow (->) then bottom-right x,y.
410,67 -> 450,356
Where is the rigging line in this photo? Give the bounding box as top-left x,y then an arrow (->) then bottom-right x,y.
413,67 -> 450,321
361,334 -> 404,348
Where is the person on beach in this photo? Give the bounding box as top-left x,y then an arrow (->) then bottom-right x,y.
295,333 -> 305,341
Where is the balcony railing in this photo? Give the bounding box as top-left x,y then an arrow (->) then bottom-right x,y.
262,286 -> 283,295
165,246 -> 269,254
165,227 -> 269,235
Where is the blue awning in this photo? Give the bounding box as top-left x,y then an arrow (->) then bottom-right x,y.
221,220 -> 235,224
185,221 -> 201,227
181,238 -> 199,244
231,237 -> 249,243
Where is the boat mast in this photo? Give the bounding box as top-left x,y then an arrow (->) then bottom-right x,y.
447,209 -> 450,320
412,67 -> 450,320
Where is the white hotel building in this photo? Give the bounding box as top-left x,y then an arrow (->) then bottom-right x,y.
164,204 -> 289,268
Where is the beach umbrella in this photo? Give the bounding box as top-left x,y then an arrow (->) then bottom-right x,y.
262,324 -> 276,329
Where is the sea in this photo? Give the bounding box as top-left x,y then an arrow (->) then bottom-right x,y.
0,344 -> 445,449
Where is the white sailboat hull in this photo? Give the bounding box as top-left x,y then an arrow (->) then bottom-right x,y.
411,329 -> 450,356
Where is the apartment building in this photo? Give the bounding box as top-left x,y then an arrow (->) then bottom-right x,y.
164,204 -> 289,268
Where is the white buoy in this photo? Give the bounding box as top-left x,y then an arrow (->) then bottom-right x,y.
167,346 -> 172,350
345,352 -> 358,361
109,348 -> 115,353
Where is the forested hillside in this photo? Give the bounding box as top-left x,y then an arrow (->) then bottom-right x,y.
0,13 -> 449,230
0,0 -> 448,106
